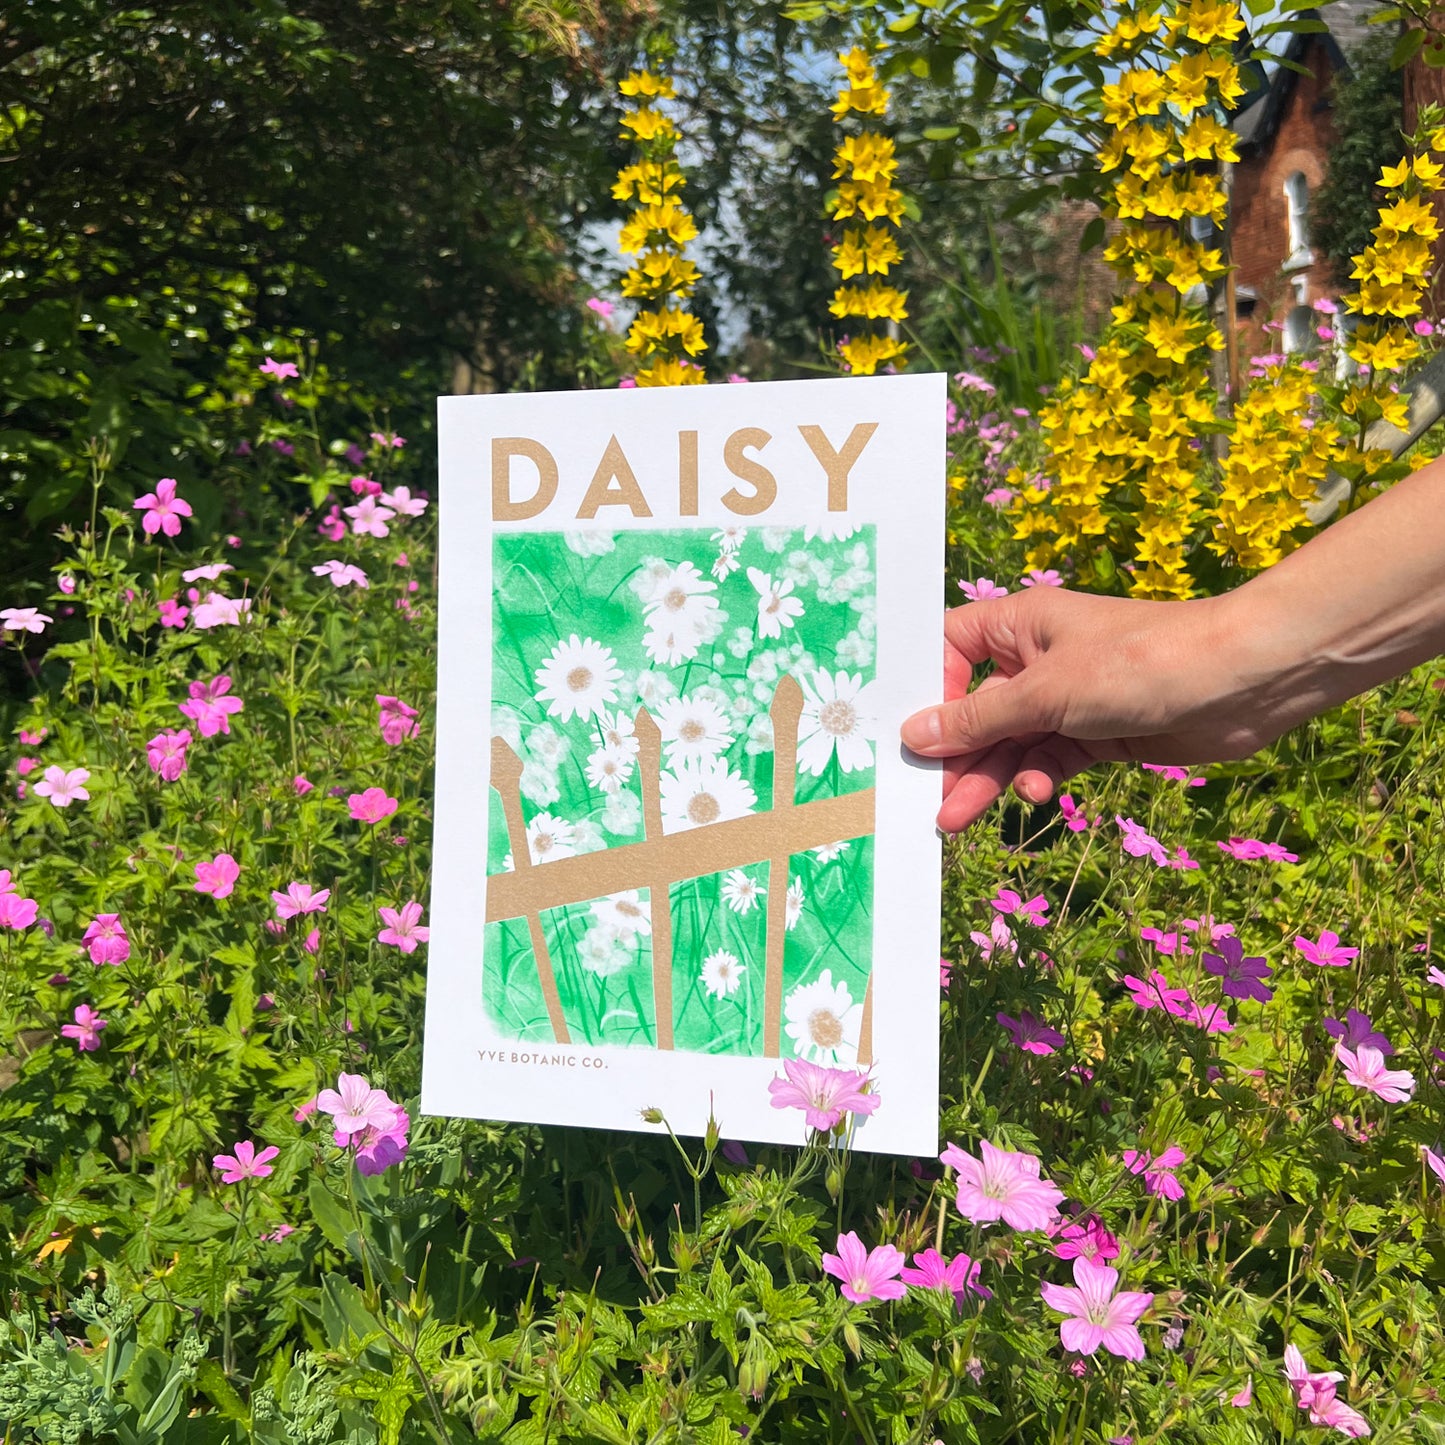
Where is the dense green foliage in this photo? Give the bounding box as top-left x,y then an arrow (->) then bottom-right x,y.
0,346 -> 1444,1442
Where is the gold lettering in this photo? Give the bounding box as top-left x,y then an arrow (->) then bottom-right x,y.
721,427 -> 776,516
798,421 -> 878,512
678,430 -> 699,516
491,437 -> 559,521
576,435 -> 653,519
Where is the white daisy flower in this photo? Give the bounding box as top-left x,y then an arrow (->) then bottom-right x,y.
656,695 -> 734,765
577,925 -> 631,978
711,550 -> 740,582
797,670 -> 877,776
701,949 -> 746,999
785,878 -> 805,930
525,813 -> 576,864
811,841 -> 849,863
643,624 -> 702,668
563,529 -> 616,557
534,636 -> 622,723
642,561 -> 719,638
721,868 -> 766,913
804,518 -> 859,544
519,760 -> 560,807
748,567 -> 804,640
783,969 -> 862,1066
590,890 -> 652,940
596,710 -> 640,757
601,789 -> 643,835
585,744 -> 634,794
712,524 -> 748,554
659,757 -> 757,834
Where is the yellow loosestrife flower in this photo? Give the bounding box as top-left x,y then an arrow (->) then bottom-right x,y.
827,47 -> 908,375
614,66 -> 707,386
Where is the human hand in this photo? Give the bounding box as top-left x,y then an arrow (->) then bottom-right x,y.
900,586 -> 1308,833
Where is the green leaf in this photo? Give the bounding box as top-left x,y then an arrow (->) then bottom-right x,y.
1390,26 -> 1426,68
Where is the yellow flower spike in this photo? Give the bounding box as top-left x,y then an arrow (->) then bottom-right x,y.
619,70 -> 676,99
621,106 -> 679,144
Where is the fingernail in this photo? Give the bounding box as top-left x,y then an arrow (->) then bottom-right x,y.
901,709 -> 942,749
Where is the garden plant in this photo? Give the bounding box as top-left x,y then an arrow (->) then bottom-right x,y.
4,0 -> 1445,1441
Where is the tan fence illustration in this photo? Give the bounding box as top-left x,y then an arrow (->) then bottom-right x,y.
487,675 -> 875,1059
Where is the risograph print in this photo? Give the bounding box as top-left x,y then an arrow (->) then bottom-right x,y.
483,523 -> 877,1061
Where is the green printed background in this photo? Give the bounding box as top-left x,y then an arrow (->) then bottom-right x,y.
484,524 -> 878,1061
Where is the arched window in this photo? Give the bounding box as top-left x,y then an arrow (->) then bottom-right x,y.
1283,172 -> 1312,268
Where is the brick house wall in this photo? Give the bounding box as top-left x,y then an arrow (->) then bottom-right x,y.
1230,36 -> 1343,354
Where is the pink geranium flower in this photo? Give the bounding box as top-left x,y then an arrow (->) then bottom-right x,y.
182,563 -> 233,583
316,1072 -> 402,1141
821,1231 -> 907,1304
259,357 -> 299,380
317,505 -> 347,542
1122,1145 -> 1186,1201
145,728 -> 192,781
194,853 -> 241,899
190,593 -> 252,629
991,887 -> 1049,926
344,496 -> 396,537
900,1248 -> 991,1305
1051,1216 -> 1119,1262
311,560 -> 369,589
586,297 -> 614,320
293,774 -> 314,795
348,787 -> 398,824
33,765 -> 90,807
1020,568 -> 1063,588
940,1139 -> 1064,1231
82,914 -> 130,966
376,695 -> 421,746
1040,1258 -> 1153,1359
0,607 -> 53,634
1335,1043 -> 1414,1103
370,430 -> 406,449
1323,1009 -> 1391,1054
158,597 -> 189,628
1422,1145 -> 1445,1186
377,900 -> 430,954
1294,930 -> 1359,967
213,1140 -> 280,1183
959,577 -> 1008,600
355,1107 -> 411,1175
381,486 -> 427,518
1230,1377 -> 1253,1407
0,888 -> 39,930
767,1058 -> 880,1132
997,1010 -> 1065,1055
134,477 -> 193,537
1122,970 -> 1192,1017
1058,795 -> 1091,831
1140,926 -> 1190,957
1283,1344 -> 1371,1436
60,1003 -> 107,1052
178,675 -> 244,737
1218,836 -> 1299,863
1115,815 -> 1168,866
970,915 -> 1018,962
271,882 -> 330,919
1202,937 -> 1273,1002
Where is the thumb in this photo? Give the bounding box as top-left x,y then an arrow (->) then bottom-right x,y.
901,667 -> 1059,757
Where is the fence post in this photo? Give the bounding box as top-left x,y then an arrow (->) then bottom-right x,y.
634,706 -> 675,1050
490,736 -> 571,1044
763,676 -> 804,1057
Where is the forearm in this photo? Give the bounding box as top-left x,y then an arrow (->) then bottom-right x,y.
1220,456 -> 1445,724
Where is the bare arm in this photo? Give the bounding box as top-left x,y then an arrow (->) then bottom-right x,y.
900,456 -> 1445,832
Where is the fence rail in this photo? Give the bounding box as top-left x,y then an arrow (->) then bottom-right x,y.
488,675 -> 875,1059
